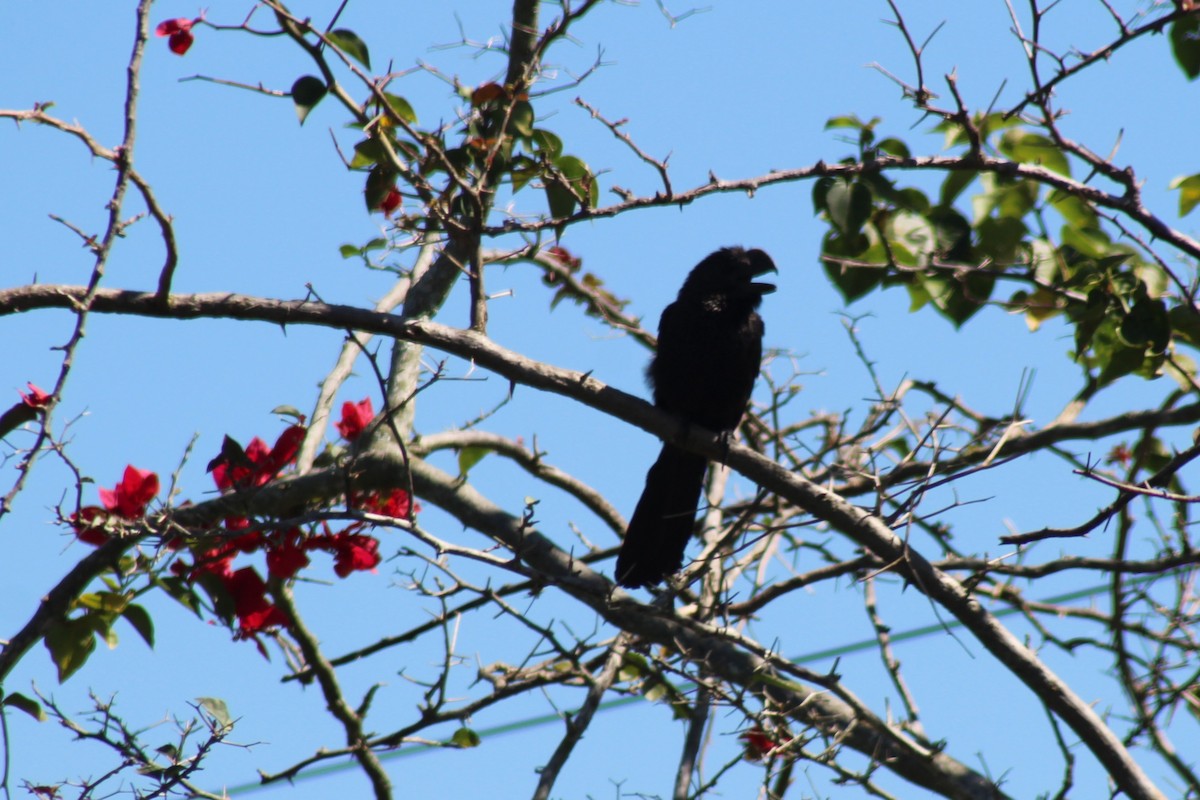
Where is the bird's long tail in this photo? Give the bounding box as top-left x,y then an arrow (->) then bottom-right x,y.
616,445 -> 708,588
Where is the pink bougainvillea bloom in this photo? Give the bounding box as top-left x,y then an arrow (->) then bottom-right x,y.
545,245 -> 581,270
738,729 -> 793,762
70,506 -> 111,546
308,530 -> 381,577
70,465 -> 158,545
98,465 -> 160,519
19,382 -> 52,409
155,18 -> 196,56
353,487 -> 418,519
265,528 -> 310,580
329,532 -> 381,577
335,398 -> 374,441
225,567 -> 288,635
263,424 -> 305,476
211,425 -> 306,491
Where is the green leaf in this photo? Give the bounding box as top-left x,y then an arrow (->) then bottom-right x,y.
291,76 -> 327,125
44,617 -> 97,682
327,29 -> 371,69
155,575 -> 203,617
1060,224 -> 1113,260
559,155 -> 598,206
875,137 -> 910,159
545,155 -> 596,219
886,211 -> 935,264
981,175 -> 1039,220
457,446 -> 489,477
351,136 -> 388,169
1072,289 -> 1110,356
382,93 -> 417,125
619,651 -> 650,682
2,691 -> 46,721
272,404 -> 306,421
339,238 -> 387,260
76,591 -> 129,614
545,183 -> 576,220
919,270 -> 994,327
1171,14 -> 1200,80
364,164 -> 395,212
822,231 -> 879,301
196,696 -> 233,729
531,129 -> 563,159
894,187 -> 930,215
1165,351 -> 1198,390
999,129 -> 1071,177
1169,173 -> 1200,216
1169,304 -> 1200,348
825,114 -> 875,131
1098,341 -> 1148,386
451,727 -> 481,748
508,155 -> 538,193
1121,296 -> 1170,353
823,178 -> 873,235
507,101 -> 535,138
1135,260 -> 1169,298
927,205 -> 974,262
939,170 -> 976,206
122,604 -> 155,648
643,682 -> 668,702
1016,287 -> 1064,332
976,216 -> 1027,263
1048,189 -> 1098,230
194,571 -> 236,627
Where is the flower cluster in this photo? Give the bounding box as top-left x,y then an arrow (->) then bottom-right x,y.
335,397 -> 374,441
155,17 -> 202,56
71,465 -> 160,546
19,382 -> 53,409
70,398 -> 416,647
738,728 -> 795,762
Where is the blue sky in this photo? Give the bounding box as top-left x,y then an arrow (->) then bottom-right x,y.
2,1 -> 1198,798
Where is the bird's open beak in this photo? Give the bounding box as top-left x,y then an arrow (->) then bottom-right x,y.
743,249 -> 777,295
751,265 -> 777,295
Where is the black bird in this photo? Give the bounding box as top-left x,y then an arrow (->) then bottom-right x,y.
615,247 -> 776,588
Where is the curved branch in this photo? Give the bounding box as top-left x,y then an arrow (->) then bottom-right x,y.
412,429 -> 626,535
0,283 -> 1171,798
482,154 -> 1200,262
404,454 -> 1010,800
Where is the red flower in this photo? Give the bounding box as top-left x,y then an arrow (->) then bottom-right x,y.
335,398 -> 374,442
71,465 -> 159,545
308,531 -> 381,577
546,246 -> 582,270
19,382 -> 52,409
739,728 -> 792,762
352,487 -> 417,519
225,567 -> 288,636
155,18 -> 198,56
257,423 -> 305,478
1106,443 -> 1133,467
70,506 -> 111,546
330,532 -> 380,577
98,465 -> 160,519
379,188 -> 402,218
211,425 -> 306,491
265,528 -> 310,579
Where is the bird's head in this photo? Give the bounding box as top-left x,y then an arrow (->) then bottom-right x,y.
679,246 -> 777,309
